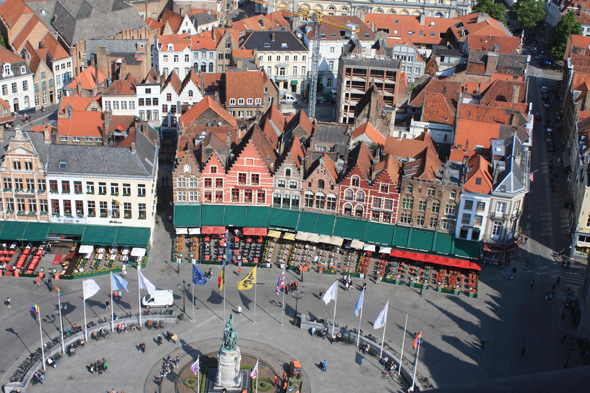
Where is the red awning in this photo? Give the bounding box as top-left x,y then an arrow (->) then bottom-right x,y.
483,244 -> 504,252
423,254 -> 440,263
468,262 -> 482,271
242,228 -> 257,236
505,243 -> 519,252
390,249 -> 403,257
255,228 -> 268,236
202,226 -> 225,235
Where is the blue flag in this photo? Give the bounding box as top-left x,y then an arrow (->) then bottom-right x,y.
111,273 -> 129,292
192,264 -> 207,285
355,288 -> 364,318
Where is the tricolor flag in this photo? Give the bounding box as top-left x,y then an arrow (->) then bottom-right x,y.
30,304 -> 39,314
529,172 -> 534,182
276,269 -> 285,296
55,287 -> 61,298
250,359 -> 259,379
217,268 -> 224,293
413,332 -> 422,350
191,356 -> 200,375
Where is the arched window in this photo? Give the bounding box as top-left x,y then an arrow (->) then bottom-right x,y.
327,5 -> 335,15
351,176 -> 360,187
285,168 -> 291,177
434,12 -> 443,18
313,4 -> 323,11
355,205 -> 364,217
208,63 -> 213,72
387,9 -> 397,14
201,64 -> 206,72
344,203 -> 352,216
345,189 -> 353,200
318,179 -> 325,190
356,191 -> 365,202
375,8 -> 384,13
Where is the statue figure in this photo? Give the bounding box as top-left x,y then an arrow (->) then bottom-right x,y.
222,314 -> 238,351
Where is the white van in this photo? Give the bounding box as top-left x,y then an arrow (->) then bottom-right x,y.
141,290 -> 174,308
281,93 -> 297,104
541,86 -> 548,93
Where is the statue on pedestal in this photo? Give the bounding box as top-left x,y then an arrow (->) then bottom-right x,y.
216,315 -> 242,388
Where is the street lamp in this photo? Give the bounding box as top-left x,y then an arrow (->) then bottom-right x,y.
178,281 -> 190,318
291,289 -> 304,325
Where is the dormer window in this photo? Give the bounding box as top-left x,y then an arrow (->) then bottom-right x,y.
247,98 -> 253,105
3,65 -> 10,74
238,98 -> 244,105
167,44 -> 173,51
20,66 -> 26,74
255,98 -> 262,105
229,98 -> 236,105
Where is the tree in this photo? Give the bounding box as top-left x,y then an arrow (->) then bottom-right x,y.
0,35 -> 5,48
509,0 -> 546,31
548,11 -> 582,60
472,0 -> 508,26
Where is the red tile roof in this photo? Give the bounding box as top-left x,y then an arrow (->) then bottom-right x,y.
486,100 -> 529,114
285,109 -> 313,136
421,93 -> 456,125
284,136 -> 306,169
190,30 -> 217,50
449,13 -> 511,42
480,80 -> 527,104
383,132 -> 437,159
162,70 -> 183,94
161,8 -> 184,33
67,66 -> 107,93
468,34 -> 521,54
364,14 -> 454,45
59,96 -> 99,114
321,153 -> 340,183
158,33 -> 191,52
0,97 -> 10,108
225,71 -> 266,102
458,103 -> 527,126
308,16 -> 374,41
463,155 -> 493,194
0,0 -> 32,29
0,45 -> 24,64
409,79 -> 462,107
146,18 -> 164,34
104,79 -> 136,96
13,14 -> 44,51
232,49 -> 254,58
190,9 -> 219,17
39,32 -> 69,60
566,32 -> 590,60
229,12 -> 288,34
449,118 -> 502,162
235,125 -> 277,172
57,111 -> 103,138
353,122 -> 386,146
373,154 -> 402,185
179,96 -> 237,128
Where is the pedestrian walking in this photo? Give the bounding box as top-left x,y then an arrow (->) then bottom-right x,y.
481,338 -> 487,349
561,333 -> 567,344
273,375 -> 278,387
5,297 -> 10,308
106,299 -> 110,310
362,282 -> 367,291
521,347 -> 526,357
530,280 -> 535,289
35,277 -> 41,286
552,284 -> 556,290
283,372 -> 287,383
237,306 -> 242,316
168,215 -> 172,224
556,276 -> 561,285
319,289 -> 322,298
48,277 -> 52,291
545,292 -> 550,302
322,359 -> 327,372
282,381 -> 288,392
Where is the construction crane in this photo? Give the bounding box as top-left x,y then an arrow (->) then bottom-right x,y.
250,0 -> 359,119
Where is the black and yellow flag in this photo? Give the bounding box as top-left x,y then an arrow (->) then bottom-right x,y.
237,267 -> 257,290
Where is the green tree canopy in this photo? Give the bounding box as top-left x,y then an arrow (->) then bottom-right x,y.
472,0 -> 508,25
509,0 -> 546,30
548,11 -> 582,60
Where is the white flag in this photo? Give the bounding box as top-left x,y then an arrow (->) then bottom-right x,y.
139,271 -> 157,294
322,280 -> 338,305
83,279 -> 101,300
373,300 -> 389,330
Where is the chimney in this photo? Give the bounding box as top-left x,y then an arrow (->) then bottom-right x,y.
511,85 -> 521,103
476,13 -> 490,24
131,142 -> 136,153
464,139 -> 469,153
485,52 -> 498,75
43,122 -> 52,143
493,162 -> 501,185
212,29 -> 216,41
271,32 -> 275,42
419,13 -> 426,26
77,80 -> 82,96
260,17 -> 264,27
371,22 -> 376,31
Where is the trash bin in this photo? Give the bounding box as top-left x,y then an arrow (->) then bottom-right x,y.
179,313 -> 185,321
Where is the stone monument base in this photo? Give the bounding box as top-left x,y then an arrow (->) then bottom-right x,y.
206,369 -> 251,393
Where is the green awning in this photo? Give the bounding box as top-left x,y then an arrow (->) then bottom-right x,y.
407,228 -> 434,252
174,205 -> 201,228
392,226 -> 411,248
333,217 -> 367,240
296,212 -> 318,233
314,214 -> 336,236
21,222 -> 50,242
48,223 -> 86,236
365,222 -> 394,246
0,221 -> 27,241
269,208 -> 299,231
454,239 -> 482,260
245,206 -> 269,228
202,205 -> 225,226
224,205 -> 246,227
115,227 -> 150,247
291,80 -> 298,85
432,232 -> 453,255
82,225 -> 118,245
0,221 -> 5,236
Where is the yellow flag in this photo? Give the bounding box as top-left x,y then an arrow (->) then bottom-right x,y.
237,267 -> 257,290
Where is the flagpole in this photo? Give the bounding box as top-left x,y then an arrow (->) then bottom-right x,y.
398,314 -> 408,375
192,278 -> 195,323
223,264 -> 226,321
110,272 -> 114,332
255,358 -> 259,393
253,268 -> 257,324
58,294 -> 65,354
357,288 -> 364,347
331,282 -> 337,337
83,297 -> 88,342
281,281 -> 285,326
138,265 -> 142,327
379,301 -> 388,358
410,338 -> 421,392
38,306 -> 46,371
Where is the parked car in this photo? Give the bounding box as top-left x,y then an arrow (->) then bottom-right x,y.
546,141 -> 556,152
542,93 -> 549,100
554,113 -> 562,121
535,112 -> 541,120
543,102 -> 551,109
